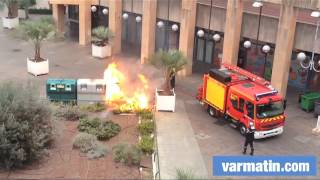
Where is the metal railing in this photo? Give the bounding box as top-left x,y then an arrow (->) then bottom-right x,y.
152,107 -> 161,180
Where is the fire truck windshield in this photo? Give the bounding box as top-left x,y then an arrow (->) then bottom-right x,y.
256,101 -> 284,119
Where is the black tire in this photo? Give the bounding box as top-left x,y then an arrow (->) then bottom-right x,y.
239,123 -> 247,136
207,106 -> 216,117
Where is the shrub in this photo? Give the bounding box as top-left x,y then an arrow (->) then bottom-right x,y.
78,117 -> 121,141
112,108 -> 133,114
138,120 -> 154,136
92,26 -> 114,46
29,8 -> 52,15
138,136 -> 154,155
54,104 -> 86,121
87,143 -> 108,159
176,168 -> 205,180
138,110 -> 154,120
72,133 -> 97,153
0,82 -> 53,169
112,143 -> 142,166
73,133 -> 107,159
80,103 -> 106,113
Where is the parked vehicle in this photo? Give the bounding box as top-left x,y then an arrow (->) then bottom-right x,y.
196,64 -> 286,139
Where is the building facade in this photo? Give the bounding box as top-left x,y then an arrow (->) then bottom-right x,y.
50,0 -> 320,97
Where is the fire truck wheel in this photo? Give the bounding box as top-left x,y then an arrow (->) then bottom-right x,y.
239,124 -> 247,136
207,106 -> 216,117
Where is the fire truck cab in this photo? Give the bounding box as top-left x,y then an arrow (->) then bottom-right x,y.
197,64 -> 286,139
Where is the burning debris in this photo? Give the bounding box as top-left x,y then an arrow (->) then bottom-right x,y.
104,63 -> 151,113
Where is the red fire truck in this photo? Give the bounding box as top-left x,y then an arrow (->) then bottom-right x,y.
196,64 -> 286,139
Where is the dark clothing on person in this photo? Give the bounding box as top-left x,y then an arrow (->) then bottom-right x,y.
245,131 -> 255,142
170,75 -> 175,89
243,129 -> 255,155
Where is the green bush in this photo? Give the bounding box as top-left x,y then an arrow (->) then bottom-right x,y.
112,143 -> 142,166
112,108 -> 133,114
0,82 -> 53,169
54,104 -> 86,121
138,110 -> 154,120
78,117 -> 121,141
29,8 -> 52,15
80,103 -> 106,113
73,133 -> 97,153
176,168 -> 205,180
73,133 -> 107,159
138,120 -> 154,136
138,136 -> 154,154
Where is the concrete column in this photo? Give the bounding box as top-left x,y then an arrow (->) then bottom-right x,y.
222,0 -> 243,65
140,0 -> 157,64
79,0 -> 91,45
271,3 -> 298,98
109,0 -> 122,54
52,4 -> 65,34
178,0 -> 197,76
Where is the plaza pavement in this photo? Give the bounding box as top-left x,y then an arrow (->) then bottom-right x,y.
0,15 -> 319,180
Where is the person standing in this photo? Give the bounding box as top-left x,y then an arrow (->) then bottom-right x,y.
243,126 -> 255,155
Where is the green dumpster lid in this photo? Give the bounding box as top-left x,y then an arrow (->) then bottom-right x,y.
302,92 -> 320,99
47,79 -> 77,84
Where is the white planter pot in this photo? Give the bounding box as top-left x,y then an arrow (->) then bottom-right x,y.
92,44 -> 111,58
155,88 -> 176,112
2,17 -> 19,29
27,58 -> 49,76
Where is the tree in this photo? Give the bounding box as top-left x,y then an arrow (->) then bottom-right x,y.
0,0 -> 18,18
19,0 -> 36,19
16,17 -> 57,62
151,50 -> 187,94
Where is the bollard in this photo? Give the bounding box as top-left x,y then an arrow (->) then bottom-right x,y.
312,115 -> 320,135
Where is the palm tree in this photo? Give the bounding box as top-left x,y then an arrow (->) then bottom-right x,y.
92,26 -> 114,46
151,50 -> 187,94
0,0 -> 18,18
16,17 -> 57,62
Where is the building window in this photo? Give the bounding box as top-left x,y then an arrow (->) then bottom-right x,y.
155,19 -> 180,51
91,6 -> 108,29
238,40 -> 274,81
68,5 -> 79,20
193,27 -> 223,73
246,102 -> 254,119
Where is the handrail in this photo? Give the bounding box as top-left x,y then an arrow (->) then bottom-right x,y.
152,105 -> 161,180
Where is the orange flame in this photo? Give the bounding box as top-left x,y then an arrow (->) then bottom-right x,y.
103,63 -> 150,111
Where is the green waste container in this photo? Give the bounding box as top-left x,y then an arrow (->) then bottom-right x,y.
300,92 -> 320,112
46,79 -> 77,103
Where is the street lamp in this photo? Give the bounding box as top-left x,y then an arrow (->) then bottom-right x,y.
136,16 -> 142,23
213,33 -> 221,42
262,44 -> 271,77
197,29 -> 205,37
122,13 -> 129,20
252,0 -> 263,50
243,40 -> 252,49
298,10 -> 320,72
157,21 -> 164,28
171,24 -> 179,31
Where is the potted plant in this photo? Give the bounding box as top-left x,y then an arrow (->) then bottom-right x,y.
16,17 -> 57,76
91,26 -> 114,58
0,0 -> 19,29
151,50 -> 187,112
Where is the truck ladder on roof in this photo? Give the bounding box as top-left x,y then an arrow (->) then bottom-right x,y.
222,63 -> 271,88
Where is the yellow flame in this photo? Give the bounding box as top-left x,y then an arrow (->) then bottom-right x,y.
103,63 -> 150,111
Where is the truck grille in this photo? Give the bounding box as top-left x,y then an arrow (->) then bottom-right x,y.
261,122 -> 282,130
